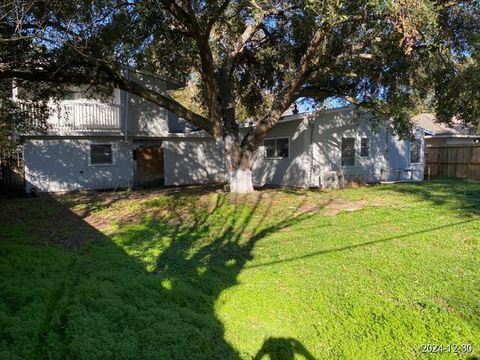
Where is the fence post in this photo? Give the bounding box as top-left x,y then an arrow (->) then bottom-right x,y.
467,145 -> 473,180
437,148 -> 443,176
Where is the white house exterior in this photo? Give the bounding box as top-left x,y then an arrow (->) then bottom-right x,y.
164,107 -> 425,189
16,76 -> 425,192
18,72 -> 183,192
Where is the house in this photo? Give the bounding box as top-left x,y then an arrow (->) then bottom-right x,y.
15,77 -> 425,192
164,107 -> 425,189
17,71 -> 184,192
411,113 -> 480,146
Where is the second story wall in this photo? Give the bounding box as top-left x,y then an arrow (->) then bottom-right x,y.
15,71 -> 180,138
121,72 -> 170,137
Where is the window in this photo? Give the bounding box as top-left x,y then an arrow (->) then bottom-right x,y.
360,138 -> 369,157
341,138 -> 355,166
264,139 -> 276,158
263,138 -> 289,159
410,139 -> 421,164
90,144 -> 113,165
276,138 -> 289,158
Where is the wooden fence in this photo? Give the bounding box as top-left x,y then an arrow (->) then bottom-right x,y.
426,144 -> 480,180
0,157 -> 25,192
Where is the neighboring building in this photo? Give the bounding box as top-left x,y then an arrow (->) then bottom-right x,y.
16,79 -> 425,192
165,107 -> 425,189
411,113 -> 480,146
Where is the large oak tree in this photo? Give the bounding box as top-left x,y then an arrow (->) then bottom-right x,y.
1,0 -> 479,192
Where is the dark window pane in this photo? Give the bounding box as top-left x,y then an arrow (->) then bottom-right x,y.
276,138 -> 289,158
91,144 -> 112,165
264,139 -> 276,158
341,138 -> 355,166
410,139 -> 421,163
63,92 -> 75,100
360,138 -> 369,157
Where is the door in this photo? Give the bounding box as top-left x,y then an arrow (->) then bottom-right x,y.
135,145 -> 164,187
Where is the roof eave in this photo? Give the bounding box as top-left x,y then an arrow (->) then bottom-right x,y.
425,134 -> 480,139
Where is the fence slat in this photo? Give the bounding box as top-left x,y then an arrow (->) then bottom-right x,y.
0,158 -> 25,192
426,144 -> 480,180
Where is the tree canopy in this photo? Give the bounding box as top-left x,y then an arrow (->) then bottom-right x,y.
1,0 -> 479,190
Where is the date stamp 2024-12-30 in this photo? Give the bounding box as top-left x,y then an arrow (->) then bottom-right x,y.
420,344 -> 473,354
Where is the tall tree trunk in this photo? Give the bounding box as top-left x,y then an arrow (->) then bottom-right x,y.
229,167 -> 254,193
222,135 -> 255,193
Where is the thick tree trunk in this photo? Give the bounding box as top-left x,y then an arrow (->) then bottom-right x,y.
222,135 -> 255,193
229,168 -> 254,193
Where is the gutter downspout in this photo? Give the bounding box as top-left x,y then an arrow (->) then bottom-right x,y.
124,67 -> 131,189
124,66 -> 129,143
308,116 -> 316,188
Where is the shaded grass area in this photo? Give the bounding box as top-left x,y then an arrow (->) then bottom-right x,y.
0,179 -> 479,359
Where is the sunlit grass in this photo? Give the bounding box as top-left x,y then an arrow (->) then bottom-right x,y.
0,179 -> 479,359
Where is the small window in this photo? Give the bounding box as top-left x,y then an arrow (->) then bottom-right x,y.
410,139 -> 421,164
263,138 -> 289,159
360,138 -> 369,157
341,138 -> 355,166
90,144 -> 112,165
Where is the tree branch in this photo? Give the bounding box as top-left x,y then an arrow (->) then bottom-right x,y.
205,0 -> 231,35
0,67 -> 214,135
158,0 -> 223,135
158,0 -> 195,31
242,27 -> 328,151
295,86 -> 334,100
223,5 -> 294,74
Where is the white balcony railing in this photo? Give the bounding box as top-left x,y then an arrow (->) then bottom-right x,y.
20,100 -> 123,133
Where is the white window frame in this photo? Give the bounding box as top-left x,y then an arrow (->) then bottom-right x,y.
360,137 -> 370,158
409,138 -> 422,165
263,137 -> 290,159
89,143 -> 115,166
341,137 -> 356,167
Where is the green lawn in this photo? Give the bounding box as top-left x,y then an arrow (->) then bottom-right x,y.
0,179 -> 479,359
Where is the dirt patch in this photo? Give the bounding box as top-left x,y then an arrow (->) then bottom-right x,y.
296,203 -> 320,214
322,199 -> 369,216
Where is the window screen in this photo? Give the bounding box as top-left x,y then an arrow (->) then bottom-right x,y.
360,138 -> 369,157
410,139 -> 421,163
91,144 -> 112,165
263,138 -> 289,158
264,139 -> 276,158
276,138 -> 289,158
341,138 -> 355,166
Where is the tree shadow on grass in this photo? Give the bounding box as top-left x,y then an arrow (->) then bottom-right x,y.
246,179 -> 480,269
0,189 -> 317,359
378,178 -> 480,216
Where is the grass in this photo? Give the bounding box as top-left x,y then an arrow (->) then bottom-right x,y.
0,179 -> 479,359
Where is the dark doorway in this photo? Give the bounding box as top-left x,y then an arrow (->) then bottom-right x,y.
135,145 -> 164,187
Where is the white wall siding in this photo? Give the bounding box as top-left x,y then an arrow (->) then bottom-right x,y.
122,73 -> 170,137
163,138 -> 227,186
311,108 -> 425,186
162,108 -> 425,189
311,109 -> 386,186
251,119 -> 311,188
381,129 -> 424,182
24,139 -> 134,192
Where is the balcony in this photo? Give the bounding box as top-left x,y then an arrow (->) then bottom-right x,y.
20,100 -> 123,134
